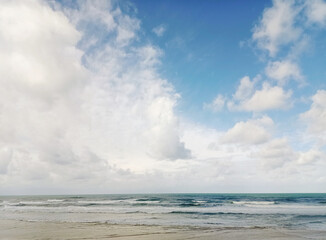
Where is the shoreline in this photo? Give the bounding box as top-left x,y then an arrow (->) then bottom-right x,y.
1,219 -> 326,239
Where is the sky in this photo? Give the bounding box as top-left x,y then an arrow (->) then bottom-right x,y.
0,0 -> 325,194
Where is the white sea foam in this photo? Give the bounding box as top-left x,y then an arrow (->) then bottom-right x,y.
47,199 -> 64,202
232,201 -> 276,205
1,194 -> 326,230
77,200 -> 118,205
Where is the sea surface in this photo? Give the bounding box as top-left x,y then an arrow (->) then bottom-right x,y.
1,193 -> 326,230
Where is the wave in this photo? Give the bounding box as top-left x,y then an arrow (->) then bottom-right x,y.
47,199 -> 64,202
4,201 -> 50,207
232,201 -> 276,205
77,200 -> 115,204
132,203 -> 148,206
170,211 -> 203,215
169,211 -> 246,216
135,197 -> 162,202
177,198 -> 194,202
294,214 -> 326,219
179,203 -> 201,207
125,211 -> 149,214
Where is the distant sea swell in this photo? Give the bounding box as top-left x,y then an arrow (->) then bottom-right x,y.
1,193 -> 326,229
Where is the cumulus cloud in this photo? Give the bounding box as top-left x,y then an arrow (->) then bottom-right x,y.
0,0 -> 325,194
197,0 -> 326,189
228,80 -> 292,112
203,94 -> 225,112
305,0 -> 326,26
252,0 -> 302,57
183,120 -> 325,189
0,0 -> 191,191
253,136 -> 325,170
242,83 -> 292,111
152,24 -> 166,37
300,90 -> 326,144
254,138 -> 296,169
209,75 -> 292,113
265,60 -> 303,85
220,116 -> 274,145
0,0 -> 84,98
66,0 -> 140,47
252,0 -> 326,57
233,76 -> 256,101
297,149 -> 325,165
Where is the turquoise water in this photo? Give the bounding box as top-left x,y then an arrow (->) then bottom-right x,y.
1,193 -> 326,230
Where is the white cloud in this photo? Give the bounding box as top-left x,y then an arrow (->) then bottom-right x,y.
300,90 -> 326,144
253,136 -> 325,170
254,138 -> 296,169
252,0 -> 301,57
152,24 -> 166,37
0,0 -> 84,98
66,0 -> 140,47
0,147 -> 12,174
0,0 -> 191,192
297,149 -> 325,165
146,96 -> 191,160
305,0 -> 326,26
203,94 -> 225,112
228,81 -> 292,112
265,60 -> 303,85
233,76 -> 256,101
182,122 -> 326,190
0,0 -> 325,194
220,116 -> 274,145
242,83 -> 292,111
301,90 -> 326,133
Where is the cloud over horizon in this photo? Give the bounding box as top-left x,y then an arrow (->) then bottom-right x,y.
0,0 -> 192,193
0,0 -> 325,194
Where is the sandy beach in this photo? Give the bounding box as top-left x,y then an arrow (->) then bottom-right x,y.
1,219 -> 326,240
1,194 -> 326,239
1,0 -> 326,239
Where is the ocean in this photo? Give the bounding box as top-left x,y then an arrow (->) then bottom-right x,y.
1,193 -> 326,230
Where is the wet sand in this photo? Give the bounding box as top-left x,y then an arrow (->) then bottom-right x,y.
1,220 -> 326,240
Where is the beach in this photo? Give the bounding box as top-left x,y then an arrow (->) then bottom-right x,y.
1,219 -> 326,239
1,194 -> 326,239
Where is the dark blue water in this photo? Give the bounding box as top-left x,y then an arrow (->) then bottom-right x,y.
1,193 -> 326,230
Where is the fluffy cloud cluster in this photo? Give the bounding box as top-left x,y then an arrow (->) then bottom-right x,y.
253,0 -> 326,56
204,0 -> 326,184
207,75 -> 292,113
227,76 -> 292,112
254,138 -> 296,169
305,0 -> 326,25
0,0 -> 191,192
252,0 -> 301,57
265,60 -> 303,85
0,0 -> 325,194
207,0 -> 326,115
300,90 -> 326,145
220,116 -> 273,145
254,138 -> 325,170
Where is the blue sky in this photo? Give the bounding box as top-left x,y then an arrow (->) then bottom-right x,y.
0,0 -> 325,194
134,0 -> 268,126
127,0 -> 326,130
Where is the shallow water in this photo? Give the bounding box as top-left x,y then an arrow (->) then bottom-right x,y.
1,193 -> 326,230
